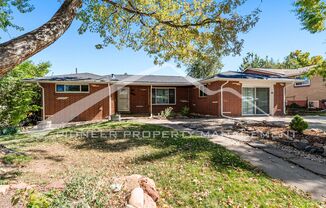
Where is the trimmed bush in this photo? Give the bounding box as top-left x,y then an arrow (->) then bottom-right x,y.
289,115 -> 308,133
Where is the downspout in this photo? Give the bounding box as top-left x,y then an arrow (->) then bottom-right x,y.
108,83 -> 112,120
150,85 -> 153,118
37,82 -> 45,121
283,83 -> 286,116
220,81 -> 230,118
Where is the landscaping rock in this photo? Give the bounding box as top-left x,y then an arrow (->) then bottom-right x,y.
144,193 -> 157,208
139,178 -> 159,202
313,142 -> 323,148
110,183 -> 123,193
124,174 -> 142,192
128,187 -> 144,208
0,185 -> 10,195
323,146 -> 326,157
293,141 -> 310,151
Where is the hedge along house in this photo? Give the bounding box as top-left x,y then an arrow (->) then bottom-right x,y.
25,71 -> 297,123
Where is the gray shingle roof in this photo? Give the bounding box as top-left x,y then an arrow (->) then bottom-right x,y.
25,73 -> 105,82
105,74 -> 193,84
25,71 -> 297,84
25,73 -> 194,85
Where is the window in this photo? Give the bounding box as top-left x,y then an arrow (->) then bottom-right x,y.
294,77 -> 310,87
152,88 -> 176,105
56,84 -> 89,93
199,85 -> 207,97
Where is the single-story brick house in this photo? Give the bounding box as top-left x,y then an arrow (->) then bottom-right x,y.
25,70 -> 297,123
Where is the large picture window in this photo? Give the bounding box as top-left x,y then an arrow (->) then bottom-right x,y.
152,88 -> 176,105
56,84 -> 89,93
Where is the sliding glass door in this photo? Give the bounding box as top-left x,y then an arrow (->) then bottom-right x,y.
242,88 -> 255,115
256,88 -> 270,114
242,87 -> 270,115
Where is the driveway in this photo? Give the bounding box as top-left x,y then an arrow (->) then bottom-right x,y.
238,115 -> 326,131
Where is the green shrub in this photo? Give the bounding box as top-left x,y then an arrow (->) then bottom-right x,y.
159,107 -> 174,118
0,126 -> 18,135
180,106 -> 190,116
12,189 -> 54,208
289,115 -> 308,133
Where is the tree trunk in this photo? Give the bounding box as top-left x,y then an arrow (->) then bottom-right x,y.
0,0 -> 82,76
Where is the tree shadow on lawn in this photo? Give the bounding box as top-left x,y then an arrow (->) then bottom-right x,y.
70,122 -> 255,174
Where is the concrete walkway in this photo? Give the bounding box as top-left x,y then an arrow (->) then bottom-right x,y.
137,118 -> 326,201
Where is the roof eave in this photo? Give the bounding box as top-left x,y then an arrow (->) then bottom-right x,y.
201,77 -> 297,83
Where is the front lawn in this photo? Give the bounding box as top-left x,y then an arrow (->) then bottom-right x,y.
0,121 -> 322,207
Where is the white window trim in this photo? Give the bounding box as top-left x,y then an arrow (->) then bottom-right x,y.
199,85 -> 207,97
55,84 -> 90,93
241,86 -> 273,116
152,87 -> 176,105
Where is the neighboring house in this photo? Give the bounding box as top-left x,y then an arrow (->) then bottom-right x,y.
25,71 -> 295,123
245,67 -> 326,109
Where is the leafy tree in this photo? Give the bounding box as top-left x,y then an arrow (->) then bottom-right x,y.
239,50 -> 326,77
186,56 -> 223,79
239,52 -> 283,71
0,0 -> 259,76
283,50 -> 324,68
0,61 -> 50,129
294,0 -> 326,33
0,0 -> 34,34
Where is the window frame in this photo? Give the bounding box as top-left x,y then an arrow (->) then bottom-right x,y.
152,87 -> 176,105
199,85 -> 208,97
294,77 -> 311,87
55,84 -> 90,93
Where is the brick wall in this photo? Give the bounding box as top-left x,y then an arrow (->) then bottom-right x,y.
41,83 -> 110,122
273,83 -> 285,116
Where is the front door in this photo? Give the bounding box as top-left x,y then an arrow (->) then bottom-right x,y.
118,87 -> 130,112
242,87 -> 270,115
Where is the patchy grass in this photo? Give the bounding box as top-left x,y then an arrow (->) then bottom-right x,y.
2,153 -> 32,165
0,121 -> 323,207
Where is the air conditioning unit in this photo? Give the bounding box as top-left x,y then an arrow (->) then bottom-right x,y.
308,100 -> 320,109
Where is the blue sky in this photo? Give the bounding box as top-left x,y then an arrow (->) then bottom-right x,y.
1,0 -> 325,76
